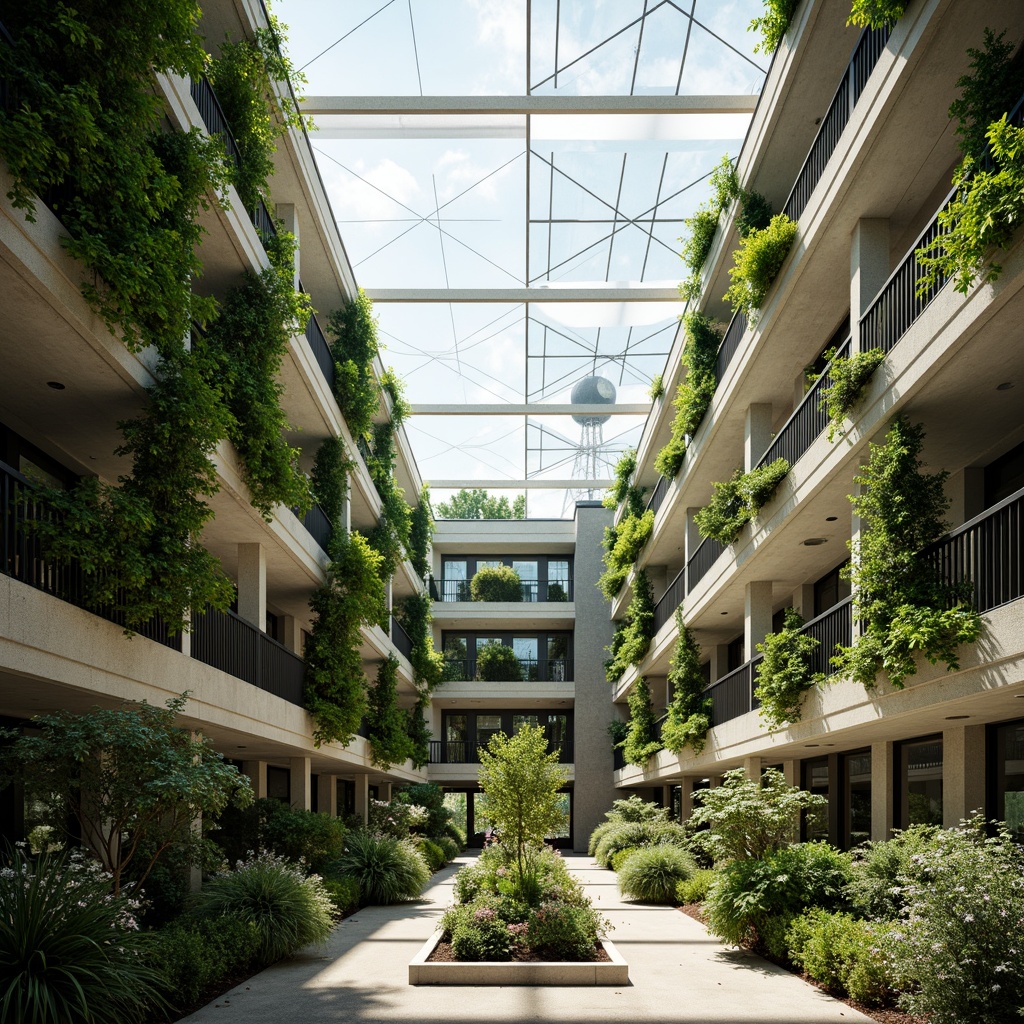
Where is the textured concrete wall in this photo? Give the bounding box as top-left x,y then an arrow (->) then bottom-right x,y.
572,501 -> 617,851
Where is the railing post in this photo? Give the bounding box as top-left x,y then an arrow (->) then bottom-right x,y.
851,218 -> 890,353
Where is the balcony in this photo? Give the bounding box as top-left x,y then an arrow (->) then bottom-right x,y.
441,658 -> 573,684
391,615 -> 413,661
436,577 -> 573,602
429,738 -> 573,765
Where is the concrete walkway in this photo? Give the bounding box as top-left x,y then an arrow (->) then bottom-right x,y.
180,854 -> 875,1024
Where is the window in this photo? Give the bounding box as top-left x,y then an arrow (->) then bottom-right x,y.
440,631 -> 573,682
899,737 -> 943,828
991,719 -> 1024,838
813,562 -> 851,617
440,710 -> 574,764
513,636 -> 539,679
267,765 -> 290,803
802,758 -> 830,841
843,750 -> 871,849
547,560 -> 571,601
439,555 -> 574,602
512,560 -> 538,601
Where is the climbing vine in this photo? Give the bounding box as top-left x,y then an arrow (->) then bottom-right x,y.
753,608 -> 822,730
623,675 -> 663,767
694,458 -> 790,545
679,156 -> 739,301
660,612 -> 712,755
398,592 -> 444,693
598,510 -> 654,600
654,311 -> 721,479
603,448 -> 643,512
818,347 -> 885,441
833,417 -> 982,689
365,656 -> 412,770
310,436 -> 353,528
409,484 -> 433,580
328,290 -> 381,440
748,0 -> 797,55
847,0 -> 906,30
724,213 -> 798,321
605,570 -> 655,682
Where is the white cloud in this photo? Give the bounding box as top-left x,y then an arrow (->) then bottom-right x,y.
328,157 -> 423,227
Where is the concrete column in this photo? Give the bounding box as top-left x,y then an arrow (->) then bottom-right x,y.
781,759 -> 799,788
243,760 -> 268,800
380,782 -> 393,803
280,614 -> 303,655
743,756 -> 763,781
947,467 -> 985,529
275,202 -> 300,289
317,774 -> 338,818
744,403 -> 774,472
290,756 -> 312,811
179,609 -> 192,658
943,724 -> 986,826
708,643 -> 731,681
850,218 -> 890,351
648,564 -> 668,604
870,741 -> 894,840
354,774 -> 370,824
685,507 -> 703,564
679,777 -> 698,822
237,543 -> 266,630
745,580 -> 774,662
791,584 -> 816,620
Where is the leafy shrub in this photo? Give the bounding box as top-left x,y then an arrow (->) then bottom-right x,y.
610,847 -> 639,872
748,0 -> 797,54
321,876 -> 362,916
598,510 -> 654,599
661,613 -> 712,754
724,213 -> 798,319
606,571 -> 656,681
676,868 -> 717,905
0,848 -> 166,1024
192,852 -> 335,961
848,0 -> 906,30
648,374 -> 665,401
678,156 -> 739,297
476,641 -> 523,682
594,820 -> 690,869
608,795 -> 671,824
471,565 -> 522,602
819,347 -> 885,441
622,675 -> 663,766
417,838 -> 447,872
393,782 -> 457,841
705,842 -> 852,958
527,902 -> 607,959
885,818 -> 1024,1024
694,459 -> 790,545
847,824 -> 939,919
618,845 -> 696,904
218,798 -> 346,873
737,190 -> 773,237
690,767 -> 827,864
437,836 -> 461,862
335,832 -> 430,904
753,607 -> 822,729
450,912 -> 515,961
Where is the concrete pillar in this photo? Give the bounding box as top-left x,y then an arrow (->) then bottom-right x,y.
180,609 -> 192,658
243,760 -> 268,800
380,782 -> 393,803
781,759 -> 799,788
708,643 -> 731,681
237,542 -> 266,630
275,202 -> 300,289
679,777 -> 698,822
745,580 -> 774,662
745,403 -> 775,472
685,507 -> 703,564
870,741 -> 894,840
850,218 -> 890,351
947,467 -> 985,529
791,584 -> 816,621
280,614 -> 303,655
743,756 -> 763,781
354,774 -> 370,824
943,724 -> 986,826
290,756 -> 311,811
317,774 -> 337,818
648,563 -> 668,604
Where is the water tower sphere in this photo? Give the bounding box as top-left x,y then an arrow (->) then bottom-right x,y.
570,375 -> 616,425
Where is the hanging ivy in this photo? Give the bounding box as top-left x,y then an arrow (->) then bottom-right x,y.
818,347 -> 885,441
598,510 -> 654,600
847,0 -> 906,30
655,311 -> 722,479
408,485 -> 433,580
754,608 -> 822,730
623,676 -> 663,767
605,570 -> 655,681
694,458 -> 790,545
328,290 -> 381,440
724,213 -> 798,321
603,448 -> 644,512
311,436 -> 353,527
365,656 -> 412,770
398,592 -> 444,693
679,156 -> 739,300
832,417 -> 982,689
406,695 -> 432,770
660,611 -> 713,755
748,0 -> 797,55
648,374 -> 665,402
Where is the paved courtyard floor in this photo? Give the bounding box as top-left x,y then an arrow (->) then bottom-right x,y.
180,853 -> 875,1024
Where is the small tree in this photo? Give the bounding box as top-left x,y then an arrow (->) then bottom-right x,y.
0,695 -> 252,896
477,725 -> 569,874
435,488 -> 525,519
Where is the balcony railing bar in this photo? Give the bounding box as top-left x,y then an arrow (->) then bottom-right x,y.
715,310 -> 748,384
391,615 -> 413,660
686,535 -> 726,592
652,562 -> 687,636
429,739 -> 574,765
437,578 -> 573,602
440,658 -> 573,683
300,502 -> 332,554
646,475 -> 669,515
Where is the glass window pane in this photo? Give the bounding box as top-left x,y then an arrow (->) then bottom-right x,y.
803,759 -> 829,842
997,721 -> 1024,839
476,714 -> 503,753
547,560 -> 570,601
845,752 -> 871,849
443,561 -> 470,601
904,739 -> 943,826
477,560 -> 503,571
514,636 -> 539,680
446,561 -> 467,580
513,560 -> 538,601
513,714 -> 540,733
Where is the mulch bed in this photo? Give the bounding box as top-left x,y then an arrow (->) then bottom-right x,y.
427,937 -> 611,964
677,906 -> 928,1024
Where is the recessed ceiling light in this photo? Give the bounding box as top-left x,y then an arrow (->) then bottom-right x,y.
236,745 -> 247,749
805,743 -> 820,747
720,611 -> 728,616
945,714 -> 970,720
46,380 -> 65,390
996,382 -> 1015,391
803,537 -> 828,546
825,516 -> 838,522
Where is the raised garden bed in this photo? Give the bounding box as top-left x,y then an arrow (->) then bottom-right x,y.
408,929 -> 629,986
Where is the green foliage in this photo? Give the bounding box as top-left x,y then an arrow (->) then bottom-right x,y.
689,767 -> 826,864
705,842 -> 852,957
918,116 -> 1024,295
304,529 -> 387,745
335,832 -> 430,904
655,311 -> 722,478
676,868 -> 718,905
602,448 -> 644,511
847,0 -> 907,30
679,156 -> 739,297
409,484 -> 433,579
610,847 -> 640,872
478,725 -> 570,873
661,612 -> 713,754
476,641 -> 524,682
605,570 -> 656,683
416,838 -> 448,872
786,909 -> 893,1005
832,418 -> 982,689
526,902 -> 607,959
207,20 -> 307,214
885,818 -> 1024,1024
380,366 -> 412,424
0,847 -> 167,1024
0,694 -> 251,897
593,820 -> 691,870
328,290 -> 381,440
617,845 -> 696,904
754,608 -> 822,730
598,510 -> 654,599
398,591 -> 444,692
320,876 -> 362,916
695,458 -> 790,544
648,374 -> 665,401
192,852 -> 334,962
846,824 -> 939,919
208,230 -> 312,518
471,565 -> 523,602
366,656 -> 412,770
607,795 -> 671,824
819,347 -> 885,441
434,489 -> 526,519
724,213 -> 798,319
311,436 -> 353,528
623,675 -> 663,767
948,29 -> 1024,163
736,189 -> 773,238
749,0 -> 797,55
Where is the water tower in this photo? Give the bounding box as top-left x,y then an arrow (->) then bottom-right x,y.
567,374 -> 616,506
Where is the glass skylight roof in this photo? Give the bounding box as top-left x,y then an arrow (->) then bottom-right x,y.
279,0 -> 766,516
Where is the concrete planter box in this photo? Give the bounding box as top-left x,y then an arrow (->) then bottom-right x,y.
408,929 -> 629,986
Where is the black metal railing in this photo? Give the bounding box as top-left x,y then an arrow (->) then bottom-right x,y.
437,578 -> 573,602
801,596 -> 854,677
440,658 -> 573,683
1,461 -> 180,648
191,606 -> 305,705
300,502 -> 332,554
715,310 -> 748,384
429,739 -> 574,765
646,475 -> 669,514
783,26 -> 890,223
924,485 -> 1024,615
391,615 -> 413,660
686,535 -> 726,593
304,310 -> 335,388
704,658 -> 760,727
652,563 -> 687,636
758,337 -> 852,470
